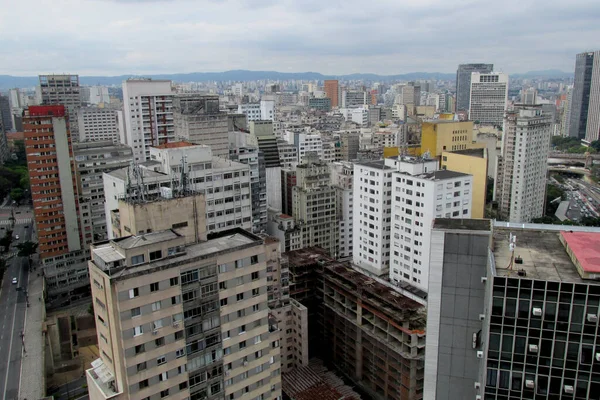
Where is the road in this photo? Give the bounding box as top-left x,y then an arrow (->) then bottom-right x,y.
0,205 -> 34,400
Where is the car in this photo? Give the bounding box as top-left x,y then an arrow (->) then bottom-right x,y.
12,278 -> 17,284
15,235 -> 19,240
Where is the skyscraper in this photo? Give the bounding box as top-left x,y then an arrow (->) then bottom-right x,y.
495,105 -> 551,223
122,79 -> 175,162
469,72 -> 509,126
24,105 -> 89,298
455,63 -> 494,112
568,50 -> 600,141
0,94 -> 13,132
324,80 -> 339,108
38,75 -> 82,141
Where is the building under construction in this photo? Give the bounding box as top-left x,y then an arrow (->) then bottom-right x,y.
285,248 -> 426,400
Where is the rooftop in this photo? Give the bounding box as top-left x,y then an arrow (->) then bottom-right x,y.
117,230 -> 181,249
560,231 -> 600,273
420,169 -> 470,180
104,228 -> 262,280
153,141 -> 196,149
448,148 -> 486,158
492,227 -> 600,284
107,165 -> 167,182
433,218 -> 492,231
355,160 -> 392,170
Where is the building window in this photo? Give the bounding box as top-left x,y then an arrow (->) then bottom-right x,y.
133,326 -> 143,337
137,362 -> 147,372
131,255 -> 145,265
152,301 -> 161,312
251,271 -> 259,281
155,337 -> 165,347
129,288 -> 139,299
157,356 -> 166,365
131,307 -> 141,318
135,344 -> 145,354
149,250 -> 162,261
239,340 -> 246,349
160,389 -> 169,398
139,380 -> 149,390
150,282 -> 159,292
237,293 -> 244,301
251,255 -> 259,264
170,277 -> 179,286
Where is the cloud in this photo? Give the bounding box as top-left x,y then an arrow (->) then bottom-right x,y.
0,0 -> 597,76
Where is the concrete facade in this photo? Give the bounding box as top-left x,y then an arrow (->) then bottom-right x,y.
39,75 -> 83,141
420,120 -> 475,158
78,107 -> 124,143
469,72 -> 509,127
86,228 -> 282,400
455,64 -> 494,112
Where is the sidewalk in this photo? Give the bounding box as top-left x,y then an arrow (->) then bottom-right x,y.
19,251 -> 46,399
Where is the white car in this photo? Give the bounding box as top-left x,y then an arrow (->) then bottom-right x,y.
12,278 -> 17,284
15,235 -> 19,240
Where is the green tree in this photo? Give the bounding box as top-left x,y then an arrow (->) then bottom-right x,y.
16,241 -> 38,267
0,230 -> 13,253
590,140 -> 600,152
10,188 -> 23,204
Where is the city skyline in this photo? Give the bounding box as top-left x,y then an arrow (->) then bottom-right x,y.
0,0 -> 598,76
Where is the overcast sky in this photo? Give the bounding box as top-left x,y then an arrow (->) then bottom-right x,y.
1,0 -> 598,76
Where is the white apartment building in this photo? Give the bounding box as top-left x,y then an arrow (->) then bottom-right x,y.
469,72 -> 509,126
122,79 -> 175,162
352,160 -> 393,276
330,162 -> 354,259
322,140 -> 338,164
284,131 -> 323,164
77,107 -> 124,143
341,90 -> 367,108
495,105 -> 551,223
341,108 -> 369,127
388,157 -> 472,292
276,139 -> 297,170
88,86 -> 110,105
237,100 -> 275,122
103,143 -> 253,238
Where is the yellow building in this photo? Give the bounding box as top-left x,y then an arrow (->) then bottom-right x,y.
383,144 -> 421,158
441,148 -> 488,219
420,120 -> 475,157
438,113 -> 455,120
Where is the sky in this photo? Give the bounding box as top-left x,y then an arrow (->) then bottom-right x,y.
0,0 -> 599,76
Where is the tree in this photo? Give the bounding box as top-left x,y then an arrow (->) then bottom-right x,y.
16,241 -> 38,267
10,188 -> 23,204
590,140 -> 600,152
0,230 -> 13,253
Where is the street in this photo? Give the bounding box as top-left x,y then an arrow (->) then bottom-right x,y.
0,204 -> 34,400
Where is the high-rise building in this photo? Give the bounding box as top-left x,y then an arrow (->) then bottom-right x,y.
292,157 -> 338,257
329,162 -> 354,259
352,159 -> 393,276
469,72 -> 509,127
237,100 -> 275,122
323,80 -> 339,108
425,219 -> 600,400
495,105 -> 551,223
77,107 -> 125,143
420,120 -> 475,157
0,109 -> 9,164
73,141 -> 133,243
247,121 -> 282,211
87,86 -> 111,105
388,157 -> 472,292
341,90 -> 367,108
122,79 -> 175,162
569,50 -> 600,141
400,83 -> 421,107
173,94 -> 230,159
562,88 -> 573,137
521,88 -> 538,105
284,131 -> 323,164
103,142 -> 253,238
230,146 -> 268,234
24,105 -> 89,298
455,63 -> 494,112
86,224 -> 283,400
0,94 -> 13,132
39,75 -> 82,141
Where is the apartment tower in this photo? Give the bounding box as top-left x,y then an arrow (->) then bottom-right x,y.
24,105 -> 89,297
122,79 -> 175,162
495,105 -> 551,223
38,75 -> 83,141
323,80 -> 339,108
86,224 -> 283,400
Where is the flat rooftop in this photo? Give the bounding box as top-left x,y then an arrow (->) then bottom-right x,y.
492,227 -> 600,284
420,169 -> 469,180
560,231 -> 600,273
433,218 -> 492,231
117,230 -> 181,249
107,165 -> 167,181
355,160 -> 392,170
106,228 -> 262,280
153,141 -> 196,149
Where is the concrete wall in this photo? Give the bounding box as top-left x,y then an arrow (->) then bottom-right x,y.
441,151 -> 488,219
425,228 -> 490,400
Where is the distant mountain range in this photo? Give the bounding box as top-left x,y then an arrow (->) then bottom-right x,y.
0,69 -> 573,90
